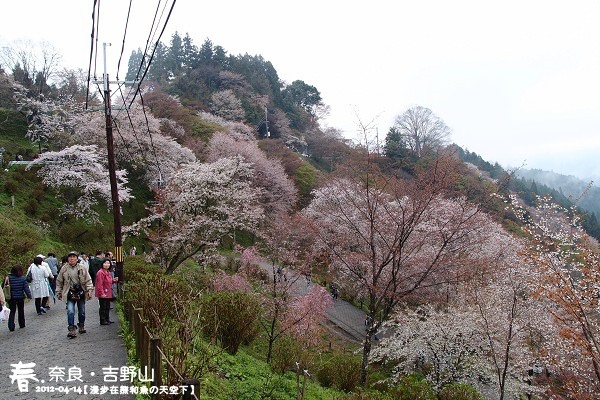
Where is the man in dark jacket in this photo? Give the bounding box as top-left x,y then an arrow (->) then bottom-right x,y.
88,250 -> 104,286
46,252 -> 59,295
5,265 -> 33,331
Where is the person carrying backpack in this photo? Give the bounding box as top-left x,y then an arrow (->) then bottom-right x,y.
56,251 -> 94,338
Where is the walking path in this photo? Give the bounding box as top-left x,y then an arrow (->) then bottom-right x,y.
0,298 -> 133,399
260,262 -> 368,343
325,297 -> 368,342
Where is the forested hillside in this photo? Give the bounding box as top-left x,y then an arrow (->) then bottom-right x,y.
455,147 -> 600,240
516,168 -> 600,223
1,32 -> 600,399
126,33 -> 328,147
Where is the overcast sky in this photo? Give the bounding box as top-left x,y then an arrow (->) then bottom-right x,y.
2,0 -> 599,180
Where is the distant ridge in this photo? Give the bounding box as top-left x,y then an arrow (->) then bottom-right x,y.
516,168 -> 599,218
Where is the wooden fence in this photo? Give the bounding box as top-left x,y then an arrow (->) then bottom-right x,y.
124,300 -> 200,400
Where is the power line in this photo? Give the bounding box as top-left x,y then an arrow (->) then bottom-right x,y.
129,0 -> 177,109
85,0 -> 99,110
116,0 -> 176,130
147,0 -> 170,56
139,91 -> 164,186
130,0 -> 165,86
93,0 -> 102,80
114,83 -> 150,165
115,0 -> 133,80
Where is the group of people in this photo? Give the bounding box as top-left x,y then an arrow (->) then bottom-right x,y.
1,250 -> 119,338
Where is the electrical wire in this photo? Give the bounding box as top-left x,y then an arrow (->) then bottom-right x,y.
111,116 -> 137,164
115,0 -> 133,80
139,91 -> 164,185
93,0 -> 102,81
85,0 -> 99,110
118,0 -> 166,120
114,81 -> 149,164
129,0 -> 177,108
147,0 -> 171,56
130,0 -> 164,86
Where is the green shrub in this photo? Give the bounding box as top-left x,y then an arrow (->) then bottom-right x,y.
271,335 -> 316,374
23,198 -> 39,215
174,261 -> 213,291
365,369 -> 390,392
201,291 -> 260,355
438,383 -> 484,400
57,222 -> 113,249
31,186 -> 45,199
389,375 -> 436,400
3,179 -> 18,195
0,212 -> 41,268
316,353 -> 361,392
295,163 -> 317,199
123,256 -> 163,281
190,115 -> 223,139
125,273 -> 192,332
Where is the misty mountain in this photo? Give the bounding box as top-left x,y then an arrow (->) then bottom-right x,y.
515,168 -> 600,218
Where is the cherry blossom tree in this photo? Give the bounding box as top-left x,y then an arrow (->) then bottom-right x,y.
73,103 -> 195,188
303,154 -> 504,385
198,111 -> 256,141
372,304 -> 484,391
463,242 -> 547,400
210,89 -> 245,121
281,285 -> 332,347
212,270 -> 252,293
373,231 -> 547,400
207,132 -> 298,216
127,156 -> 263,274
8,74 -> 78,151
239,246 -> 262,271
254,214 -> 328,363
256,273 -> 332,363
509,195 -> 600,398
26,144 -> 132,223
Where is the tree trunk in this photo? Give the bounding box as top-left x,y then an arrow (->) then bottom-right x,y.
267,313 -> 278,364
266,336 -> 275,364
499,294 -> 518,400
360,332 -> 372,386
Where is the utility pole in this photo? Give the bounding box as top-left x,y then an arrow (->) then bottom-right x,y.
265,106 -> 270,137
91,43 -> 129,282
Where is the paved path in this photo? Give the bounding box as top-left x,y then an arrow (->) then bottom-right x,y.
325,297 -> 368,343
260,262 -> 368,344
0,298 -> 133,399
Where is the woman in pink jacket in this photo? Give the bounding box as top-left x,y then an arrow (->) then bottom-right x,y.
95,258 -> 118,325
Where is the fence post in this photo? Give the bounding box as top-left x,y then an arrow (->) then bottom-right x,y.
133,308 -> 143,362
182,378 -> 200,400
141,327 -> 149,369
150,338 -> 162,400
129,302 -> 134,323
